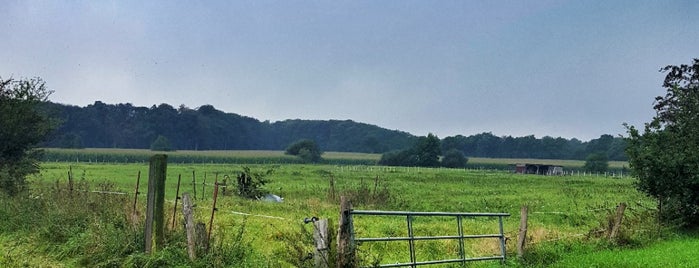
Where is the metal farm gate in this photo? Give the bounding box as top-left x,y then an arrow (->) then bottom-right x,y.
350,210 -> 510,267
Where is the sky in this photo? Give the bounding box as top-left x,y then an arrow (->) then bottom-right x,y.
2,1 -> 697,141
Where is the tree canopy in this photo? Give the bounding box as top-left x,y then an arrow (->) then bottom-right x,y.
625,58 -> 699,227
583,152 -> 608,173
379,133 -> 442,167
40,101 -> 628,161
0,77 -> 54,195
285,139 -> 323,163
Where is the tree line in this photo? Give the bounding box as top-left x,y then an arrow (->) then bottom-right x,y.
40,101 -> 627,161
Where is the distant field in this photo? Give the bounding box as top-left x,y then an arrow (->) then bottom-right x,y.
42,148 -> 628,172
41,148 -> 379,165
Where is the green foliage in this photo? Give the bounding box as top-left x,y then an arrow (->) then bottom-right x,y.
412,133 -> 441,167
285,139 -> 323,163
236,166 -> 273,199
150,135 -> 173,151
442,132 -> 627,160
378,133 -> 441,167
0,77 -> 54,196
625,58 -> 699,227
583,152 -> 608,173
56,132 -> 83,148
42,102 -> 416,153
441,148 -> 468,168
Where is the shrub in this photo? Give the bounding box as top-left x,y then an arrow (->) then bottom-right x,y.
285,139 -> 323,163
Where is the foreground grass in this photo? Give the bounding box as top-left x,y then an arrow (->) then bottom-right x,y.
547,233 -> 699,267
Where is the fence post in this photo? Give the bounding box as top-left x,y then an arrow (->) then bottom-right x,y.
144,154 -> 167,254
192,170 -> 197,200
132,171 -> 141,214
337,196 -> 355,268
207,181 -> 220,250
172,174 -> 182,229
182,193 -> 197,261
517,205 -> 529,258
314,219 -> 330,268
68,165 -> 74,192
202,173 -> 207,200
609,202 -> 627,240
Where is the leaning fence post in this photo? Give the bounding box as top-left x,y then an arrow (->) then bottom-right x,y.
517,205 -> 529,258
172,174 -> 182,229
337,196 -> 355,268
145,154 -> 167,254
132,171 -> 141,215
207,180 -> 220,251
314,219 -> 330,268
609,202 -> 627,240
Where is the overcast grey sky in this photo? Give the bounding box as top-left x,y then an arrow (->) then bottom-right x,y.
2,1 -> 697,141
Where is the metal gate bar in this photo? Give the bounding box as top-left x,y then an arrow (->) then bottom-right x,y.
351,210 -> 510,267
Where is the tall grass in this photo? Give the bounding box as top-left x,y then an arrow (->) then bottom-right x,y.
0,178 -> 267,267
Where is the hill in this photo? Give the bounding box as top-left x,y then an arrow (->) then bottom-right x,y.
40,101 -> 627,160
41,101 -> 416,153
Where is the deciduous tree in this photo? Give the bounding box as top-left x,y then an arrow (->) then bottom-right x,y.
441,149 -> 468,168
583,152 -> 608,173
285,139 -> 322,163
625,58 -> 699,226
0,77 -> 54,195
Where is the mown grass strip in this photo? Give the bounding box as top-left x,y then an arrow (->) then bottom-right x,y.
549,234 -> 699,267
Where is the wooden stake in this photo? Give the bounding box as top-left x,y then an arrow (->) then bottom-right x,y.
517,206 -> 528,258
207,180 -> 220,250
337,196 -> 355,267
172,174 -> 182,229
609,203 -> 627,240
314,219 -> 330,268
192,170 -> 197,200
182,193 -> 197,261
145,154 -> 167,254
132,171 -> 141,216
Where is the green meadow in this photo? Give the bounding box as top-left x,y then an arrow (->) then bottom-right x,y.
6,149 -> 671,267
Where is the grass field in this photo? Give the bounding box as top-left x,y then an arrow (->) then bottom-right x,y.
42,148 -> 629,173
20,156 -> 661,267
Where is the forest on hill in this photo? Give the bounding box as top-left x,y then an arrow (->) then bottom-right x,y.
41,101 -> 627,161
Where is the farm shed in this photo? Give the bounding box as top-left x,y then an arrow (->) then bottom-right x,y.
514,163 -> 563,175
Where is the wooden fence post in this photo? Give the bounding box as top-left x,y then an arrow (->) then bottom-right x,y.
132,171 -> 141,215
609,202 -> 627,240
314,219 -> 330,268
172,174 -> 182,229
207,181 -> 220,251
68,165 -> 74,192
182,193 -> 197,261
337,196 -> 355,268
192,170 -> 197,200
517,206 -> 529,258
144,154 -> 167,254
202,173 -> 207,200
